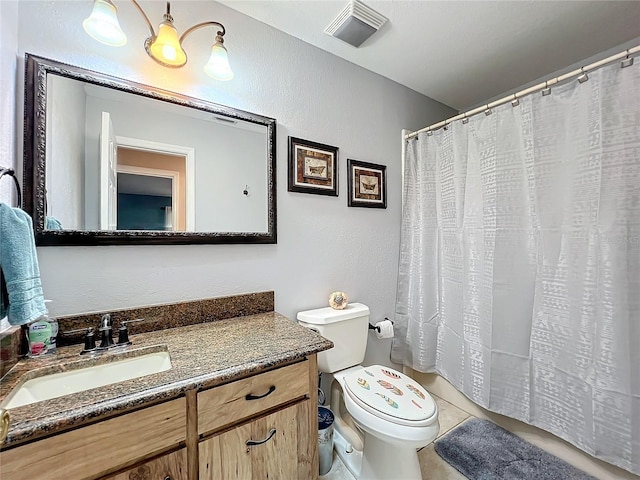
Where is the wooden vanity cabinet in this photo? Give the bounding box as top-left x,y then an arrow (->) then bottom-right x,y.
197,358 -> 318,480
0,356 -> 319,480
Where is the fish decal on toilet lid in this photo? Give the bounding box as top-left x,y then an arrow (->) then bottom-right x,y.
381,368 -> 401,379
357,378 -> 370,390
406,384 -> 426,400
375,392 -> 399,408
377,379 -> 403,396
412,400 -> 422,409
364,370 -> 375,377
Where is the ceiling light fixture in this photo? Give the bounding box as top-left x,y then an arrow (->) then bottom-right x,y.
83,0 -> 233,81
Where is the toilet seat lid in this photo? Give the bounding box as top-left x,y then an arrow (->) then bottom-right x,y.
343,365 -> 436,423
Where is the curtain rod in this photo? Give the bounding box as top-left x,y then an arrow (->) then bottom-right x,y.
405,45 -> 640,140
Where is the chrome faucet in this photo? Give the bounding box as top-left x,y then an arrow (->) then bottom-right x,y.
99,314 -> 115,349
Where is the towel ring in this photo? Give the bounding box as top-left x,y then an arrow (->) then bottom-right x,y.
0,167 -> 21,208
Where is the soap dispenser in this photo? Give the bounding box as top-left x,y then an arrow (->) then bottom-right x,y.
25,300 -> 58,356
44,300 -> 58,353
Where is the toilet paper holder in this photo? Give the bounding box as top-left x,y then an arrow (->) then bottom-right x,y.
368,317 -> 393,333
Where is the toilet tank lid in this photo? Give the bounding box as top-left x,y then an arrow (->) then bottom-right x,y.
297,303 -> 369,324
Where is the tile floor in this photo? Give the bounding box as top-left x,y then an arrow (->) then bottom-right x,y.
321,393 -> 472,480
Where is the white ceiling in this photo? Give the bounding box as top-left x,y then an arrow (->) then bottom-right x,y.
218,1 -> 640,110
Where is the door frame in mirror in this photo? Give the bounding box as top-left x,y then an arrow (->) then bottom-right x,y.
23,54 -> 277,245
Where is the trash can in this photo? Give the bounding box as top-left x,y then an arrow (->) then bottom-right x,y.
318,406 -> 335,475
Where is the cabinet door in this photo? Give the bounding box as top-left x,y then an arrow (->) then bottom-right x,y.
199,401 -> 309,480
105,448 -> 186,480
1,398 -> 186,480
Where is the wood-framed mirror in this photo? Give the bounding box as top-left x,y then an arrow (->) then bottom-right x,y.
23,54 -> 277,245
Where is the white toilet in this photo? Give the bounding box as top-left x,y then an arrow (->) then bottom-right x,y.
297,303 -> 439,480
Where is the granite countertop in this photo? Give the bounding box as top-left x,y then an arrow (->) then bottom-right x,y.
0,312 -> 333,448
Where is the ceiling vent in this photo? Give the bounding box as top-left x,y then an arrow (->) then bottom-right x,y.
324,0 -> 388,48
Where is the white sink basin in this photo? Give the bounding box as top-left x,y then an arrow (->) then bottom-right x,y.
2,351 -> 172,410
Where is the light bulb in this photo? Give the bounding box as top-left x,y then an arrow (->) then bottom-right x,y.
162,45 -> 177,61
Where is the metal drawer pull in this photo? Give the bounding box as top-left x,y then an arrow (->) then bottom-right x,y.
246,428 -> 277,446
245,385 -> 276,400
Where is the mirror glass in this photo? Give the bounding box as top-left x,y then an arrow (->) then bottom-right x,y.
24,54 -> 277,245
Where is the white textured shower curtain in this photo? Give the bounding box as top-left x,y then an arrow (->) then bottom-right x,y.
393,60 -> 640,473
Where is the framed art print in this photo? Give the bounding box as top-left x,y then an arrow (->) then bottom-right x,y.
347,159 -> 387,208
288,137 -> 338,196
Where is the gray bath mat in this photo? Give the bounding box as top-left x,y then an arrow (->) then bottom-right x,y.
435,418 -> 597,480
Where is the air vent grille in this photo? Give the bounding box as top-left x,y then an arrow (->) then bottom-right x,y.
324,0 -> 388,47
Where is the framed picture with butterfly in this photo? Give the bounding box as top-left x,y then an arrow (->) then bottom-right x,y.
347,159 -> 387,209
288,136 -> 338,196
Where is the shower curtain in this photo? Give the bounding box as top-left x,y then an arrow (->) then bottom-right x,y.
393,60 -> 639,474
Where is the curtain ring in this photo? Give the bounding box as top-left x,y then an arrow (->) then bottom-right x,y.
541,81 -> 551,96
621,49 -> 634,68
577,67 -> 589,83
511,94 -> 520,107
462,113 -> 469,124
484,105 -> 492,116
426,129 -> 433,136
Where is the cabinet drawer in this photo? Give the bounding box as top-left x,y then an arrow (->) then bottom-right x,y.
1,398 -> 186,480
198,361 -> 310,436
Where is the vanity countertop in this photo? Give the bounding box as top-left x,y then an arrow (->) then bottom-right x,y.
0,312 -> 333,448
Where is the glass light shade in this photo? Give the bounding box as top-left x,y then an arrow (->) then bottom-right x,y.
204,43 -> 234,81
148,20 -> 187,67
82,0 -> 127,47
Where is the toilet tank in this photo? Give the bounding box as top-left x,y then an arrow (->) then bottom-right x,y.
297,303 -> 369,373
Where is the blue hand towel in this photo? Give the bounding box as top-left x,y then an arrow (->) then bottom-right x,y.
45,216 -> 63,230
0,203 -> 47,325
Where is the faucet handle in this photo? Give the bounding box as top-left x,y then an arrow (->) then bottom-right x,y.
80,328 -> 97,354
117,324 -> 132,346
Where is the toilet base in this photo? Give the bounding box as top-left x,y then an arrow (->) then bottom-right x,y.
333,427 -> 423,480
333,428 -> 363,478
